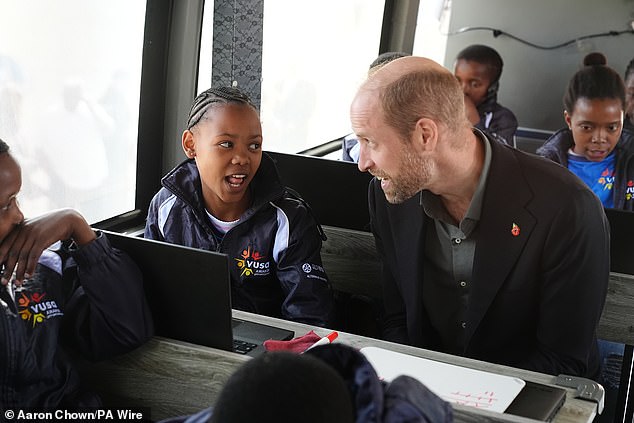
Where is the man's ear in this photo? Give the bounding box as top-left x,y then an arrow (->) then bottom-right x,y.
182,130 -> 196,158
413,118 -> 438,152
564,110 -> 572,129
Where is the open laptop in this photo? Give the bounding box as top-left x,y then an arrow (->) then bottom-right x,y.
103,230 -> 294,356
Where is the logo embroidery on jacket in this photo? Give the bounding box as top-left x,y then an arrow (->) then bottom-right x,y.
598,168 -> 615,191
235,246 -> 271,277
626,180 -> 634,201
17,291 -> 63,327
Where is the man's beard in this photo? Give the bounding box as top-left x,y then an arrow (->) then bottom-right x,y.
376,146 -> 431,204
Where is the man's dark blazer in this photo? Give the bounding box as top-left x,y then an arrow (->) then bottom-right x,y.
368,136 -> 609,378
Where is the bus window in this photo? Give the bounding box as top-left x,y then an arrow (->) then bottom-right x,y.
412,0 -> 452,65
260,0 -> 385,154
0,1 -> 146,223
197,2 -> 214,95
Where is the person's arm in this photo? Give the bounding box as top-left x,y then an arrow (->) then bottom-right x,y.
144,192 -> 166,241
274,199 -> 334,327
483,108 -> 518,146
0,209 -> 153,360
535,130 -> 571,167
368,180 -> 409,344
517,188 -> 609,376
0,208 -> 95,285
62,232 -> 153,360
342,134 -> 360,163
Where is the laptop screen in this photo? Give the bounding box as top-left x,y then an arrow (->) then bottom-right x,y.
266,151 -> 373,232
104,230 -> 234,351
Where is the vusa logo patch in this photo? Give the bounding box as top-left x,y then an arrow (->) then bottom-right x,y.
17,291 -> 63,327
235,246 -> 271,277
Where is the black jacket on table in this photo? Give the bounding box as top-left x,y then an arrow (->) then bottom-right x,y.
536,127 -> 634,210
0,233 -> 153,410
369,136 -> 609,378
144,153 -> 334,327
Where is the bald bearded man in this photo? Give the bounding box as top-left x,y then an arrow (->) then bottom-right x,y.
350,56 -> 609,378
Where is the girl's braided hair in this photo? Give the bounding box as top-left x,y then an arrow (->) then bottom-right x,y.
186,86 -> 256,130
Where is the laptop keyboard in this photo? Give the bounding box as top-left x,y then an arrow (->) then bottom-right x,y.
233,339 -> 258,354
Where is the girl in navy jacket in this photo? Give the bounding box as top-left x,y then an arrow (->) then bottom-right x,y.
145,87 -> 334,327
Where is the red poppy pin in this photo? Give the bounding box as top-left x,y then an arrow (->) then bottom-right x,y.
511,223 -> 520,237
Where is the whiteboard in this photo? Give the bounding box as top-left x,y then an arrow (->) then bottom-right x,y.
361,347 -> 526,413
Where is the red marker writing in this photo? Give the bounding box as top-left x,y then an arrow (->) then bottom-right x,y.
304,331 -> 338,352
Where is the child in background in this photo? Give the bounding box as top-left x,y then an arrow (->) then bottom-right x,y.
537,53 -> 634,210
454,44 -> 518,146
145,87 -> 334,327
0,138 -> 152,409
